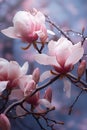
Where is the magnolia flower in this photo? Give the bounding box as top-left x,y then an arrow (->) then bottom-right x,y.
0,58 -> 28,94
35,37 -> 84,74
0,114 -> 11,130
1,9 -> 47,44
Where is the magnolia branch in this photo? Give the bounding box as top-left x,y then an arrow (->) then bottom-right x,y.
66,73 -> 87,90
45,15 -> 74,44
30,74 -> 61,97
68,90 -> 83,115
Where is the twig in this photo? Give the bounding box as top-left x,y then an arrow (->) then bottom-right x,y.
45,15 -> 74,44
30,74 -> 60,97
68,90 -> 83,115
33,42 -> 42,54
66,73 -> 87,90
33,115 -> 46,130
4,97 -> 25,115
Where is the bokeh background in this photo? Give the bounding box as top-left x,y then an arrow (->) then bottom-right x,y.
0,0 -> 87,130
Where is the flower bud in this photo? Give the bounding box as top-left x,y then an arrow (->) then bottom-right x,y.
32,68 -> 40,83
77,60 -> 86,79
44,87 -> 52,103
24,80 -> 36,97
38,99 -> 53,109
0,114 -> 11,130
26,91 -> 40,106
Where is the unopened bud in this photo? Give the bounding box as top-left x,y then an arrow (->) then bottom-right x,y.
77,60 -> 86,79
32,68 -> 40,83
44,87 -> 52,103
26,91 -> 40,106
0,114 -> 11,130
24,80 -> 36,97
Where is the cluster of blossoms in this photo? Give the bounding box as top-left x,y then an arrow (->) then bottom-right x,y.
0,8 -> 86,130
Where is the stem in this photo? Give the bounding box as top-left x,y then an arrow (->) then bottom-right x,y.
33,42 -> 41,54
30,74 -> 60,97
33,115 -> 46,130
45,15 -> 74,44
68,90 -> 83,115
66,73 -> 87,90
4,97 -> 25,115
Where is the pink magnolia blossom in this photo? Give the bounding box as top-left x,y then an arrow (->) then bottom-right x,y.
1,9 -> 47,44
0,58 -> 28,94
0,114 -> 11,130
35,37 -> 84,74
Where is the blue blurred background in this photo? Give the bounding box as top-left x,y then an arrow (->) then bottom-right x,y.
0,0 -> 87,130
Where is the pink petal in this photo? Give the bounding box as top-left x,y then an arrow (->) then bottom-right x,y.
24,80 -> 36,97
0,59 -> 9,78
57,37 -> 72,47
26,91 -> 39,106
44,87 -> 52,102
9,89 -> 23,100
16,103 -> 27,117
13,11 -> 31,25
35,11 -> 45,23
8,61 -> 20,80
48,40 -> 58,55
0,114 -> 11,130
40,71 -> 53,82
34,54 -> 59,67
1,27 -> 17,38
20,62 -> 29,75
18,75 -> 32,91
65,42 -> 84,66
13,11 -> 32,34
0,81 -> 9,93
32,68 -> 40,83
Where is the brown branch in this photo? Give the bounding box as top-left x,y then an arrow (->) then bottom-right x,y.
4,97 -> 26,115
45,15 -> 74,44
30,74 -> 60,97
66,73 -> 87,90
68,90 -> 83,115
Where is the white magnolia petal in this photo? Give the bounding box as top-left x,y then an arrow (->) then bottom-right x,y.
20,62 -> 29,75
47,30 -> 55,35
35,54 -> 59,66
1,27 -> 17,38
63,79 -> 71,98
48,40 -> 58,55
8,61 -> 20,80
0,81 -> 9,93
65,42 -> 84,66
13,11 -> 30,25
57,37 -> 72,47
9,89 -> 23,100
18,75 -> 32,91
35,11 -> 45,23
38,99 -> 52,109
0,58 -> 8,62
40,71 -> 53,82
